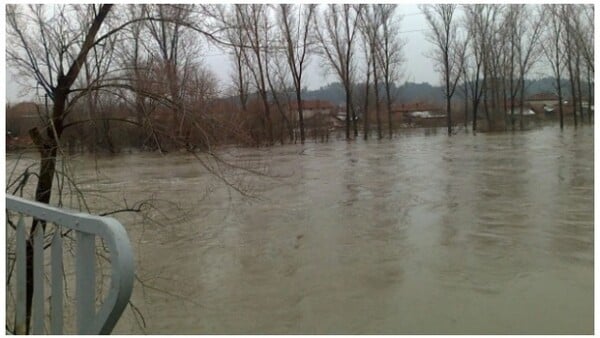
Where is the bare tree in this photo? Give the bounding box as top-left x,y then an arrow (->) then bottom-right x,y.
513,5 -> 544,130
458,55 -> 470,130
502,5 -> 519,130
464,4 -> 499,132
375,4 -> 403,139
485,6 -> 508,131
235,4 -> 275,145
359,4 -> 382,139
360,36 -> 373,140
562,5 -> 580,126
576,5 -> 594,123
574,39 -> 584,124
278,4 -> 316,144
480,5 -> 507,131
263,27 -> 294,144
421,4 -> 467,135
6,4 -> 258,332
143,5 -> 202,146
6,4 -> 114,331
315,4 -> 363,140
211,4 -> 251,113
542,4 -> 566,129
119,5 -> 164,151
565,4 -> 594,124
570,5 -> 594,75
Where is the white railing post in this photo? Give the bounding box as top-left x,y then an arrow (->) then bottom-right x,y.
50,229 -> 63,335
15,215 -> 26,335
5,195 -> 135,335
32,225 -> 45,334
76,232 -> 96,334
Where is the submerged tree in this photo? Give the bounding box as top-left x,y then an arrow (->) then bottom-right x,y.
509,5 -> 544,130
6,4 -> 115,332
374,4 -> 403,139
561,4 -> 594,125
464,4 -> 508,131
358,4 -> 382,139
5,4 -> 259,333
315,4 -> 363,140
542,4 -> 566,129
278,4 -> 316,144
421,4 -> 467,136
235,4 -> 275,145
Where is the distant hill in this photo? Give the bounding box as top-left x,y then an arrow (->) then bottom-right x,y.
6,78 -> 579,120
301,81 -> 444,105
301,77 -> 577,106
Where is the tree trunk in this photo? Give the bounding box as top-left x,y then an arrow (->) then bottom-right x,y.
297,92 -> 306,144
518,78 -> 526,132
503,82 -> 508,131
567,51 -> 578,127
472,98 -> 479,132
260,90 -> 274,145
472,63 -> 485,133
345,86 -> 351,140
27,91 -> 64,333
363,70 -> 370,140
385,79 -> 392,139
21,5 -> 112,332
553,42 -> 563,130
510,80 -> 516,131
446,95 -> 452,135
352,103 -> 358,138
463,80 -> 468,130
373,71 -> 382,139
483,88 -> 492,130
575,55 -> 584,124
587,66 -> 593,123
557,77 -> 564,129
518,81 -> 524,130
445,56 -> 452,135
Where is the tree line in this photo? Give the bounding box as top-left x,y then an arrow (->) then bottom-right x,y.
7,5 -> 594,153
421,4 -> 594,134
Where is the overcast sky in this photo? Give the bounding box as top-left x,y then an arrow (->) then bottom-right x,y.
4,4 -> 443,103
202,4 -> 438,90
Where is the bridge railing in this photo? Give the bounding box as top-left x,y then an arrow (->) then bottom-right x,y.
5,195 -> 134,334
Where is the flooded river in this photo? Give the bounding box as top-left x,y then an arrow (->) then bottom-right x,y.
7,126 -> 594,334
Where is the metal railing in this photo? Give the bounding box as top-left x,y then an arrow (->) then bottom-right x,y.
5,195 -> 134,335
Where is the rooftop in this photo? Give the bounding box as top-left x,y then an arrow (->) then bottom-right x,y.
392,102 -> 441,113
527,92 -> 559,101
289,100 -> 335,110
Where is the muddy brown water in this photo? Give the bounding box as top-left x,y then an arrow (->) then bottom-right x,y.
6,126 -> 594,334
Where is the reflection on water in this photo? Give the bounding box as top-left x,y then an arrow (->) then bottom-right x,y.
6,126 -> 593,334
